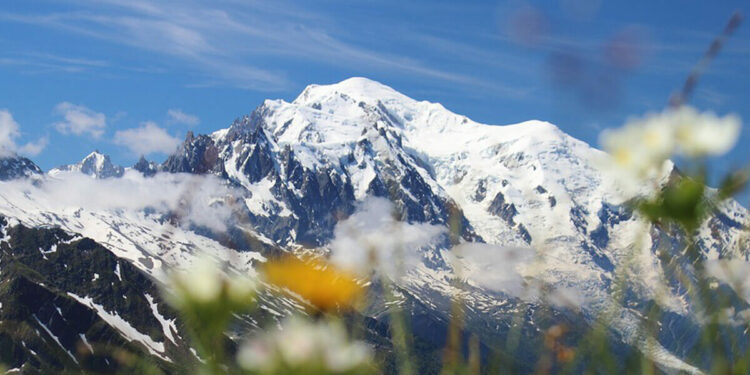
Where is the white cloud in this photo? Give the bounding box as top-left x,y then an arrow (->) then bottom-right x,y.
327,198 -> 543,299
166,109 -> 200,126
0,110 -> 20,157
54,102 -> 107,138
0,109 -> 48,157
16,136 -> 48,156
326,198 -> 596,307
6,170 -> 237,232
114,121 -> 181,155
546,285 -> 589,312
328,197 -> 446,278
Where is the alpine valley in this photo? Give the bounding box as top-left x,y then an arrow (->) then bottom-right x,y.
0,78 -> 747,374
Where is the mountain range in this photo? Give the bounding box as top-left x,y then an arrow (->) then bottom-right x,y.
0,77 -> 747,374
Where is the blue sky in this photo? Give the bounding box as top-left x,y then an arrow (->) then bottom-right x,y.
2,0 -> 750,185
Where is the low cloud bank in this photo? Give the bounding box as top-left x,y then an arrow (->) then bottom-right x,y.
3,170 -> 241,232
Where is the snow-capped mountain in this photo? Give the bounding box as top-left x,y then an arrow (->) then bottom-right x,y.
0,155 -> 42,181
183,77 -> 748,372
0,77 -> 747,373
49,150 -> 125,179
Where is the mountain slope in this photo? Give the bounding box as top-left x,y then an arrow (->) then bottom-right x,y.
0,155 -> 42,181
175,77 -> 746,372
0,77 -> 747,373
0,215 -> 192,373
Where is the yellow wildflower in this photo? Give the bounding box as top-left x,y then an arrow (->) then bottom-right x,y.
263,256 -> 365,312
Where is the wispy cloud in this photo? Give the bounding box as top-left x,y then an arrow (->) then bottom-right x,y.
166,109 -> 200,126
0,0 -> 513,93
53,102 -> 107,138
29,52 -> 109,68
694,87 -> 730,107
7,0 -> 741,101
0,54 -> 106,74
0,5 -> 289,90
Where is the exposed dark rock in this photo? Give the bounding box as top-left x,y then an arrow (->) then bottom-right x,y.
569,206 -> 589,235
488,192 -> 518,226
133,156 -> 158,177
0,156 -> 42,181
473,179 -> 487,202
162,132 -> 225,176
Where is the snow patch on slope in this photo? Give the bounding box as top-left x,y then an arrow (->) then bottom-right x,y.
67,292 -> 169,361
0,172 -> 264,281
145,293 -> 179,346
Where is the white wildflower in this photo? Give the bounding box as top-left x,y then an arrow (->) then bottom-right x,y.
315,320 -> 373,371
276,318 -> 318,365
600,111 -> 675,179
237,316 -> 373,373
324,341 -> 373,372
641,115 -> 677,156
600,106 -> 742,198
236,340 -> 274,371
168,256 -> 258,307
171,256 -> 223,304
671,106 -> 740,157
705,259 -> 750,302
226,274 -> 257,304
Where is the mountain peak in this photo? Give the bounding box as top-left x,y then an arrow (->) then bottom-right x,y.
254,76 -> 571,172
293,77 -> 413,108
329,76 -> 397,93
82,150 -> 106,162
132,156 -> 158,177
50,151 -> 124,179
